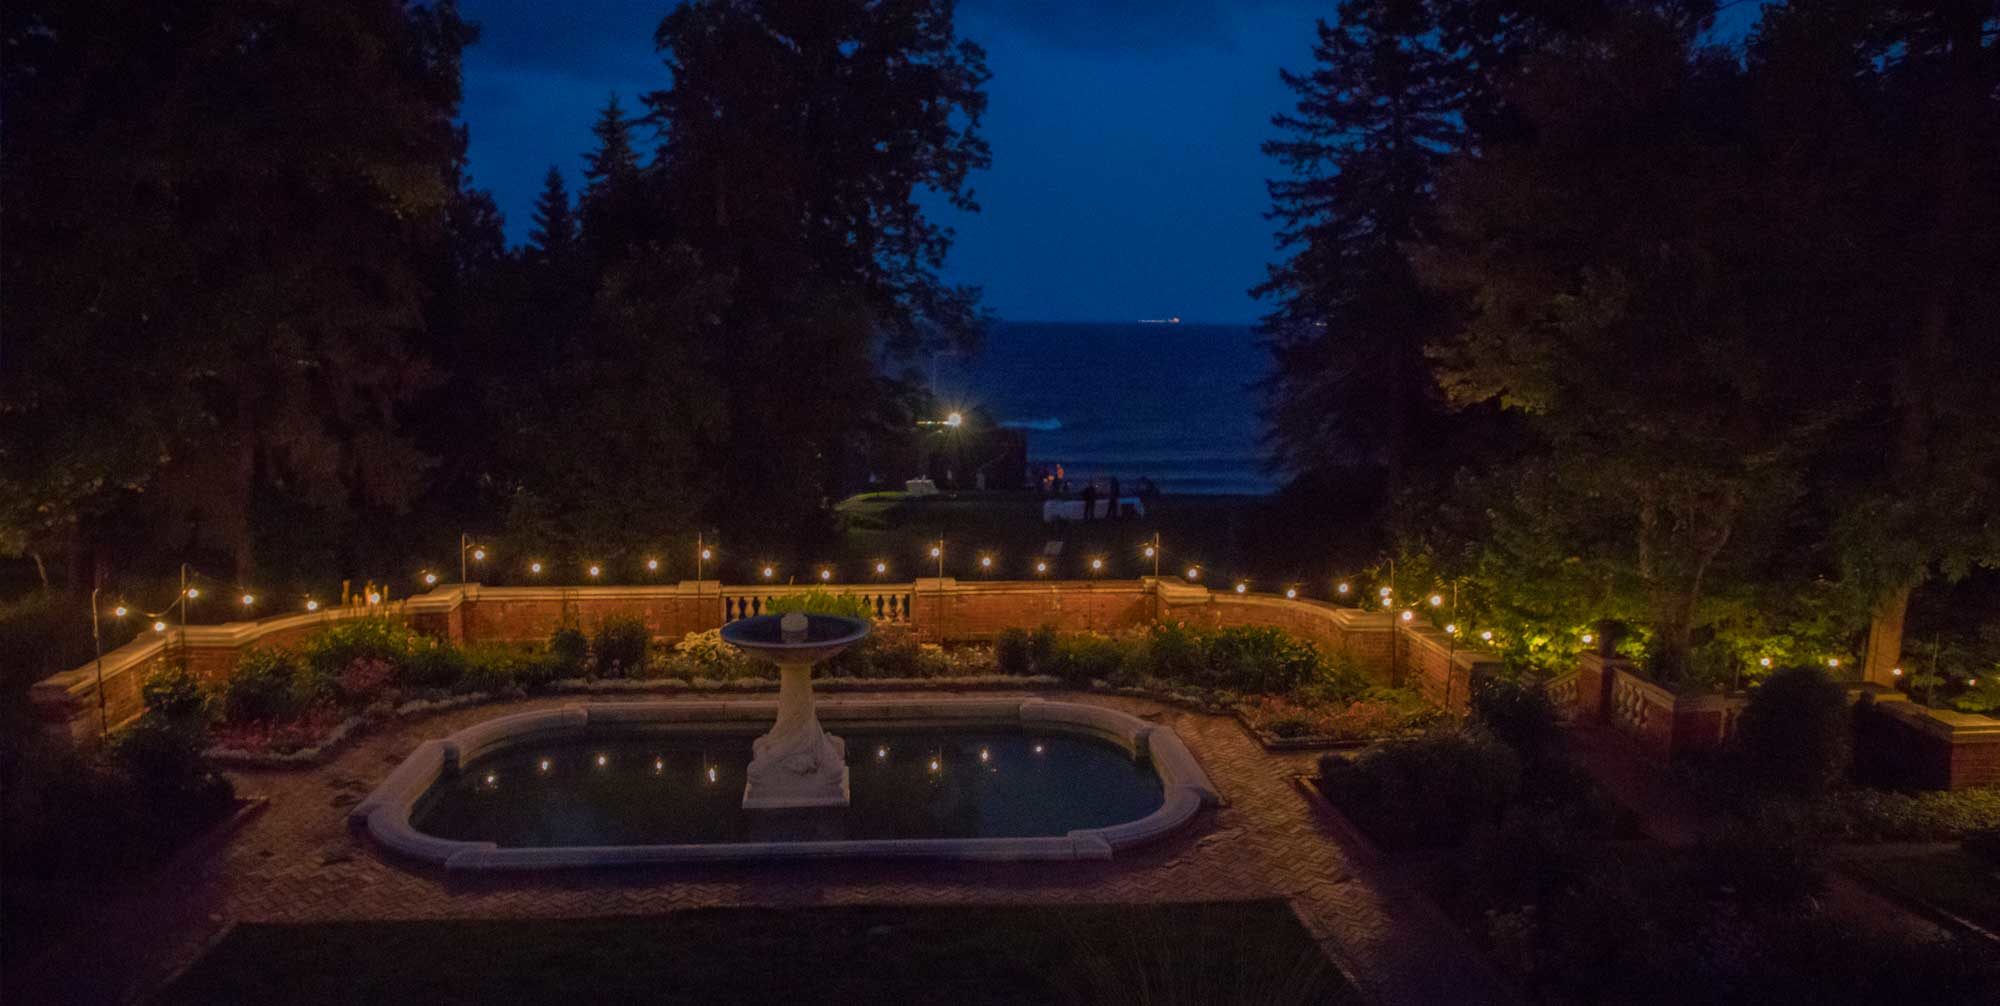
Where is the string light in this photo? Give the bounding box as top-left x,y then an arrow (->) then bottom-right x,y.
700,547 -> 713,561
423,572 -> 438,586
1759,657 -> 1772,668
1235,583 -> 1248,594
1479,630 -> 1493,642
653,758 -> 664,773
484,773 -> 497,786
706,765 -> 718,783
185,587 -> 200,600
877,746 -> 888,759
1827,657 -> 1840,669
762,566 -> 775,580
1285,588 -> 1297,599
1090,558 -> 1103,572
929,545 -> 941,558
240,593 -> 255,606
472,547 -> 486,561
530,561 -> 544,574
1035,560 -> 1048,574
538,758 -> 551,773
595,753 -> 608,768
978,747 -> 990,763
1185,567 -> 1199,580
1336,582 -> 1350,595
1033,743 -> 1045,754
980,556 -> 992,570
1377,586 -> 1391,598
928,757 -> 940,772
1429,594 -> 1443,607
305,599 -> 319,612
113,605 -> 128,617
1445,623 -> 1458,634
1892,666 -> 1903,677
366,592 -> 381,604
587,564 -> 601,578
875,561 -> 887,574
646,558 -> 659,572
152,620 -> 168,633
1143,545 -> 1155,557
1581,633 -> 1595,645
820,569 -> 832,581
1400,610 -> 1414,622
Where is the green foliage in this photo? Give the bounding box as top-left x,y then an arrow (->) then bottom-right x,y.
1698,801 -> 1829,909
994,627 -> 1032,676
1317,731 -> 1521,852
590,616 -> 652,678
110,717 -> 232,808
1468,675 -> 1561,767
547,626 -> 589,678
761,589 -> 874,622
1823,787 -> 2000,843
661,629 -> 757,680
1028,624 -> 1058,671
299,617 -> 421,682
1735,667 -> 1852,798
1048,633 -> 1125,688
221,649 -> 307,724
401,639 -> 468,693
140,662 -> 209,726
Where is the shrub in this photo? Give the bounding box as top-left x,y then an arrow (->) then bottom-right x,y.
110,717 -> 232,810
669,628 -> 755,679
1135,622 -> 1206,684
1735,667 -> 1851,798
1204,627 -> 1325,694
1028,624 -> 1058,672
548,625 -> 590,677
1316,731 -> 1522,851
400,639 -> 467,692
591,615 -> 652,678
995,627 -> 1033,676
140,662 -> 209,725
298,616 -> 419,680
762,588 -> 875,621
457,643 -> 529,694
220,648 -> 306,723
1699,801 -> 1829,908
825,632 -> 955,679
1824,786 -> 2000,842
1050,633 -> 1126,687
334,657 -> 398,706
1469,675 -> 1562,766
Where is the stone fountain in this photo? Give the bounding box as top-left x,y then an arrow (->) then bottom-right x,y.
719,611 -> 870,809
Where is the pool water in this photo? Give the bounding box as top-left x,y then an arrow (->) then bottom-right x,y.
413,729 -> 1165,847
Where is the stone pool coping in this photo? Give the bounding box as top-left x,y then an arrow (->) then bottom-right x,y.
352,697 -> 1219,870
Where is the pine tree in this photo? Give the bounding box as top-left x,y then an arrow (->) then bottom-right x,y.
1254,2 -> 1472,513
526,166 -> 577,266
582,95 -> 640,196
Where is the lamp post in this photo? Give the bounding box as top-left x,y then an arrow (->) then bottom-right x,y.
1144,532 -> 1160,579
696,533 -> 712,585
90,584 -> 112,740
1088,557 -> 1104,630
930,538 -> 946,641
459,533 -> 487,585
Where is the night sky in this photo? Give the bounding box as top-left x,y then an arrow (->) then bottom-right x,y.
459,2 -> 1767,326
460,0 -> 1327,325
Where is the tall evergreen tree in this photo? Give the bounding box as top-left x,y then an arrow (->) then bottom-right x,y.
1254,1 -> 1473,519
526,167 -> 579,267
643,0 -> 991,544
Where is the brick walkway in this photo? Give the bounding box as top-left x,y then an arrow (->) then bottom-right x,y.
15,691 -> 1510,1005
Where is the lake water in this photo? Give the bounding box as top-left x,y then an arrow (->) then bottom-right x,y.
932,321 -> 1276,495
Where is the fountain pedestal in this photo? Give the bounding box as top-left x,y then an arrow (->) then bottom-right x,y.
742,657 -> 850,809
721,611 -> 869,811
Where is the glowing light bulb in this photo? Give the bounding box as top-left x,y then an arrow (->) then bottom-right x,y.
305,599 -> 319,612
1285,588 -> 1297,599
877,746 -> 888,759
945,412 -> 963,427
588,564 -> 601,578
1033,743 -> 1045,754
1480,630 -> 1493,642
1760,657 -> 1772,668
367,592 -> 381,604
1235,583 -> 1247,594
538,758 -> 551,773
979,747 -> 990,763
152,620 -> 168,633
1429,594 -> 1443,607
929,546 -> 941,558
186,587 -> 200,599
1445,623 -> 1458,634
1892,667 -> 1903,677
1581,633 -> 1594,645
653,758 -> 664,773
1186,567 -> 1199,580
928,758 -> 940,772
646,558 -> 659,572
875,562 -> 887,574
595,754 -> 608,768
820,569 -> 832,581
423,572 -> 438,586
1378,587 -> 1391,598
1400,610 -> 1414,622
1336,582 -> 1350,595
530,561 -> 543,574
1143,545 -> 1155,557
700,548 -> 713,561
1036,561 -> 1048,573
113,605 -> 128,617
472,548 -> 486,561
980,556 -> 992,568
484,773 -> 497,786
1091,558 -> 1103,571
1827,657 -> 1840,669
762,566 -> 774,579
706,766 -> 718,783
240,594 -> 255,606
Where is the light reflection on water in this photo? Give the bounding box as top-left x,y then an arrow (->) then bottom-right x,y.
414,729 -> 1163,847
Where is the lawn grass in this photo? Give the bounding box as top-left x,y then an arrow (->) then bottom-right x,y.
1844,849 -> 2000,935
827,490 -> 1369,588
161,901 -> 1354,1006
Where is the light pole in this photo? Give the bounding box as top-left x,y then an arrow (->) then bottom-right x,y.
1088,557 -> 1104,630
931,538 -> 946,641
90,583 -> 112,739
459,532 -> 487,585
1144,532 -> 1160,579
696,533 -> 713,585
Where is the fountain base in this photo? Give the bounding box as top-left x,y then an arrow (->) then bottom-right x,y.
742,659 -> 852,809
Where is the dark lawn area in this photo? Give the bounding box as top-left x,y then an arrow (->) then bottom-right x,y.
161,901 -> 1353,1006
832,490 -> 1371,588
1845,849 -> 2000,935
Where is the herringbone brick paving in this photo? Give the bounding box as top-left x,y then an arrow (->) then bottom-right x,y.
16,691 -> 1509,1005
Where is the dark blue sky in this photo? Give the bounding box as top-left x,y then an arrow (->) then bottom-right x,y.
460,1 -> 1327,325
459,2 -> 1767,326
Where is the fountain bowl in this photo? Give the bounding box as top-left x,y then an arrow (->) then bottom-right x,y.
719,612 -> 870,666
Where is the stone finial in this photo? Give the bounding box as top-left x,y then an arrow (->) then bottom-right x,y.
780,610 -> 808,643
